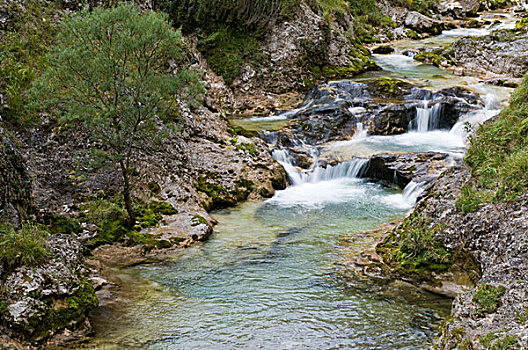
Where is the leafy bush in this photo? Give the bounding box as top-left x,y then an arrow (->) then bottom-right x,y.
156,0 -> 300,33
456,185 -> 494,214
397,214 -> 452,270
198,28 -> 266,85
81,198 -> 170,247
0,223 -> 51,268
473,283 -> 506,316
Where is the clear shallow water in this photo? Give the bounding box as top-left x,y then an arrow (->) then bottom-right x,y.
81,181 -> 450,350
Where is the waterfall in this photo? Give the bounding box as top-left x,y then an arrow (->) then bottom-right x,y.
402,181 -> 425,206
353,122 -> 368,139
409,101 -> 442,132
449,93 -> 500,142
272,149 -> 369,186
484,93 -> 500,110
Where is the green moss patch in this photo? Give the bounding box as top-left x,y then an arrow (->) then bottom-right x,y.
19,279 -> 98,341
378,212 -> 452,276
414,48 -> 453,67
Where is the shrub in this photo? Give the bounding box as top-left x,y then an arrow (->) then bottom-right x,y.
397,214 -> 451,270
473,283 -> 506,316
198,27 -> 266,85
0,223 -> 51,268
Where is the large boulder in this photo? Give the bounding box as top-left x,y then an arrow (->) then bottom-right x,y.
436,0 -> 481,18
404,11 -> 445,35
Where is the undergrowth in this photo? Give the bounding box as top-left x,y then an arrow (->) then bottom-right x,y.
0,222 -> 51,269
0,0 -> 61,129
460,73 -> 528,211
80,197 -> 178,248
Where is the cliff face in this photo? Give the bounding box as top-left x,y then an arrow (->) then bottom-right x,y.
0,127 -> 32,227
227,1 -> 379,113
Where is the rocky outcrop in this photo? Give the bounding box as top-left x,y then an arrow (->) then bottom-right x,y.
0,234 -> 98,347
435,0 -> 481,18
0,127 -> 32,227
227,1 -> 380,113
353,164 -> 528,348
403,11 -> 445,35
417,29 -> 528,85
364,152 -> 452,188
261,79 -> 483,147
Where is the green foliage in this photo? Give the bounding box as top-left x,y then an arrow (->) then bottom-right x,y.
198,27 -> 266,85
31,3 -> 204,223
191,215 -> 209,226
0,299 -> 8,316
393,0 -> 442,13
455,185 -> 493,214
515,16 -> 528,31
465,73 -> 528,202
488,0 -> 513,10
81,198 -> 170,247
81,199 -> 129,247
414,48 -> 452,67
491,335 -> 519,350
481,332 -> 501,348
480,332 -> 519,350
0,223 -> 51,269
396,213 -> 452,271
473,283 -> 506,316
44,215 -> 82,235
0,0 -> 61,128
147,181 -> 162,195
157,0 -> 300,33
25,279 -> 98,341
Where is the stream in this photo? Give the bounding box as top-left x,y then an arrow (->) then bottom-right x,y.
78,12 -> 515,350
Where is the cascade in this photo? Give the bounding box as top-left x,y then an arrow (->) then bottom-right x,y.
409,101 -> 442,132
401,181 -> 425,206
353,122 -> 368,139
272,149 -> 369,186
449,93 -> 500,141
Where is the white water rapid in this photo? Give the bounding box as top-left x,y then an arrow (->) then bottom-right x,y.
272,149 -> 425,209
410,101 -> 443,132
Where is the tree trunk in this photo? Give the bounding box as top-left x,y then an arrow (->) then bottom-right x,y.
120,160 -> 135,227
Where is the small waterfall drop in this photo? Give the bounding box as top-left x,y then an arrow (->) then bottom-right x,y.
353,122 -> 368,139
272,149 -> 369,186
410,101 -> 442,132
449,93 -> 501,142
402,181 -> 425,206
484,93 -> 500,110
